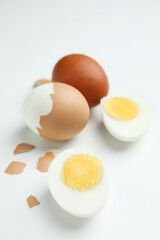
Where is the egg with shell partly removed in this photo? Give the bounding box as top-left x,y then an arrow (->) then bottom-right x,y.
52,54 -> 109,107
23,83 -> 90,140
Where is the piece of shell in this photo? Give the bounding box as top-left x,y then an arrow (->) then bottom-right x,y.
37,152 -> 55,172
5,161 -> 26,175
34,79 -> 51,87
14,143 -> 35,155
27,195 -> 40,208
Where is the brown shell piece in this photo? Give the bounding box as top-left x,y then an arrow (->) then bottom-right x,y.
5,161 -> 26,175
27,195 -> 40,208
37,152 -> 55,172
37,82 -> 90,140
34,79 -> 51,87
14,143 -> 35,155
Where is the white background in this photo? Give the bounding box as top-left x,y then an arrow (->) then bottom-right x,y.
0,0 -> 160,239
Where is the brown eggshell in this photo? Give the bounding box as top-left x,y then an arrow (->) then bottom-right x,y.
34,79 -> 51,87
5,161 -> 26,175
27,195 -> 40,208
52,54 -> 109,107
37,82 -> 90,140
37,152 -> 55,172
14,143 -> 35,155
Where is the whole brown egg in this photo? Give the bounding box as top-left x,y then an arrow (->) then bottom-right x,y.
52,54 -> 109,107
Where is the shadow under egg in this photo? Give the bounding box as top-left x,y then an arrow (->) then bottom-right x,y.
39,190 -> 92,230
11,125 -> 74,152
96,122 -> 137,152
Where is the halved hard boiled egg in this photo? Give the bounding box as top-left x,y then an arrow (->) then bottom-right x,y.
48,149 -> 109,218
101,95 -> 151,142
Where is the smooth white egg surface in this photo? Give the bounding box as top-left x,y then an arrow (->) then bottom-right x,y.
23,83 -> 54,134
48,149 -> 109,218
101,95 -> 151,142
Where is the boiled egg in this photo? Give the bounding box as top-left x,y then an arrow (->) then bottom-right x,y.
101,95 -> 151,142
52,54 -> 109,107
48,149 -> 109,218
23,82 -> 89,140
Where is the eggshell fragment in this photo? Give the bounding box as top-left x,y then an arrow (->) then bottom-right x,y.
14,143 -> 35,155
27,195 -> 40,208
37,152 -> 55,172
52,54 -> 109,107
34,79 -> 51,87
5,161 -> 26,175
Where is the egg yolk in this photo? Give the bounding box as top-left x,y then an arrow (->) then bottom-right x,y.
61,154 -> 103,191
103,97 -> 139,120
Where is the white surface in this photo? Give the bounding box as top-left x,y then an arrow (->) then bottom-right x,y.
0,0 -> 160,240
48,149 -> 109,218
23,83 -> 54,134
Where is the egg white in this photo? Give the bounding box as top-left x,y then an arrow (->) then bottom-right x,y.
23,83 -> 54,134
48,149 -> 109,218
101,95 -> 152,142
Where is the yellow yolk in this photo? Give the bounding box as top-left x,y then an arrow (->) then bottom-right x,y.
61,154 -> 103,191
103,97 -> 139,120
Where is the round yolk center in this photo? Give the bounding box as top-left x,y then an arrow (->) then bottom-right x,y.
61,154 -> 103,191
103,97 -> 139,120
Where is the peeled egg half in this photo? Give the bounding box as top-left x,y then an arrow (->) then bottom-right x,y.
48,149 -> 109,218
101,95 -> 151,142
23,83 -> 89,140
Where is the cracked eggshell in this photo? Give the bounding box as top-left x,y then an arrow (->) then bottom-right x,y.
23,83 -> 90,141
